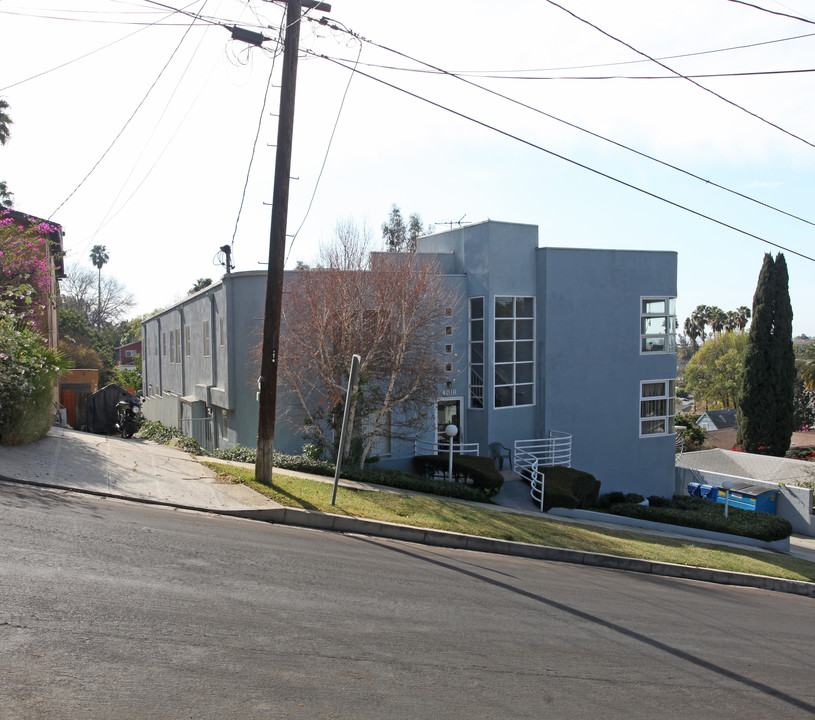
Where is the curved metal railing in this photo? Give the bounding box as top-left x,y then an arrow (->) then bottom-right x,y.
514,431 -> 572,511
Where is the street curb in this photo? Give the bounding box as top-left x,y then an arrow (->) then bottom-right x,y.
4,475 -> 814,599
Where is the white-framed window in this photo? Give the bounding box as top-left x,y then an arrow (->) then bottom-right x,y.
125,349 -> 136,358
184,324 -> 191,357
162,332 -> 167,357
468,297 -> 484,409
641,297 -> 676,353
494,295 -> 535,408
169,329 -> 176,364
640,379 -> 676,436
219,316 -> 225,347
203,319 -> 210,358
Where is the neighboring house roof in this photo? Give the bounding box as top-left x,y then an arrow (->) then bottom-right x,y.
677,448 -> 815,486
697,409 -> 738,430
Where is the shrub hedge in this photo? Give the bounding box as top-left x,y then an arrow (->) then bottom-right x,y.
541,466 -> 601,511
413,454 -> 504,497
606,494 -> 792,542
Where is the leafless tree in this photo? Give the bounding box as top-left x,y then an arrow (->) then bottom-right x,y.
60,262 -> 135,327
279,220 -> 458,466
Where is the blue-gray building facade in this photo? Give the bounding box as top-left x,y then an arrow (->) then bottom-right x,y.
142,220 -> 678,497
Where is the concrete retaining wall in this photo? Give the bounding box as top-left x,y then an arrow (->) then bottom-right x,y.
675,465 -> 815,537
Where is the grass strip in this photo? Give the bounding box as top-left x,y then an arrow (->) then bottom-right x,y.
206,462 -> 815,583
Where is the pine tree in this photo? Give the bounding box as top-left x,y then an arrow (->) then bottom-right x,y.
737,253 -> 795,455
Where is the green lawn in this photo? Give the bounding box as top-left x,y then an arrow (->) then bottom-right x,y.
206,462 -> 815,584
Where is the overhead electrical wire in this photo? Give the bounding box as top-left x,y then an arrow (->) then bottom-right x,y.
308,50 -> 815,263
726,0 -> 815,25
48,3 -> 208,220
317,19 -> 815,230
542,0 -> 815,150
230,24 -> 284,249
335,59 -> 815,81
0,6 -> 188,92
284,21 -> 363,263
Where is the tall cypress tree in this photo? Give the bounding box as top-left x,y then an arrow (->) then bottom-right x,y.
770,254 -> 796,451
737,253 -> 795,455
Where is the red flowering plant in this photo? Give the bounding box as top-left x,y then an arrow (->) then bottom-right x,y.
0,210 -> 68,444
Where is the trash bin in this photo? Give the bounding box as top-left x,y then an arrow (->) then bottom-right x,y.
700,484 -> 718,501
716,483 -> 778,513
687,482 -> 701,497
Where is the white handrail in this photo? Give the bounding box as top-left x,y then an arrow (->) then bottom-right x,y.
528,459 -> 544,511
413,439 -> 480,456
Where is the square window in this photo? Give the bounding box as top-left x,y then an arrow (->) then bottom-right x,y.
445,344 -> 453,354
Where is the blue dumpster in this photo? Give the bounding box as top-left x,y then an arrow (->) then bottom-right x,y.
700,484 -> 718,501
687,482 -> 702,497
716,483 -> 778,513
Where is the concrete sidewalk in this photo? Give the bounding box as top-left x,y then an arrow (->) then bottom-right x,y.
0,427 -> 278,512
2,427 -> 815,598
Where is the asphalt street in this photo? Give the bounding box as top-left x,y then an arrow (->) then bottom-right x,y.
2,483 -> 815,719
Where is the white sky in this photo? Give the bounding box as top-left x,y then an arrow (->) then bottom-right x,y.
1,0 -> 814,334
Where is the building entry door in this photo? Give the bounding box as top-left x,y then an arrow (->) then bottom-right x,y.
437,398 -> 462,446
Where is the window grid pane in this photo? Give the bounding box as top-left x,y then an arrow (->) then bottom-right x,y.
493,296 -> 535,408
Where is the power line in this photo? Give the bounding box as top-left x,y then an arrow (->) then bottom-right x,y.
231,20 -> 284,249
726,0 -> 815,25
330,58 -> 815,81
319,21 -> 815,230
542,0 -> 815,150
48,5 -> 209,220
284,20 -> 362,263
310,51 -> 815,263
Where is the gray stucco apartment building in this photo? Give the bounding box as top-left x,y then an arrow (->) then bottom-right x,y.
142,220 -> 677,497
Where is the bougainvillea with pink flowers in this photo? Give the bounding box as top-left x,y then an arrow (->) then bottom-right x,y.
0,210 -> 68,444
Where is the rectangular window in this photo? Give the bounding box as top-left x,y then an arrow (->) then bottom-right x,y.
125,349 -> 136,358
641,297 -> 676,353
445,344 -> 453,354
162,332 -> 167,357
640,379 -> 676,436
169,330 -> 176,364
184,325 -> 191,357
494,296 -> 535,408
219,316 -> 225,346
469,297 -> 484,409
203,320 -> 211,357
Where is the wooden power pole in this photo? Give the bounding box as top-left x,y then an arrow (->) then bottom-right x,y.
255,0 -> 330,484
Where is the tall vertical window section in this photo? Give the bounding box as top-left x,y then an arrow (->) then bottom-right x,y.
469,297 -> 484,409
641,297 -> 676,353
640,380 -> 675,436
494,296 -> 534,408
203,319 -> 211,358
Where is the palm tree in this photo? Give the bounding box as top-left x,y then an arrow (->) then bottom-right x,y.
1,100 -> 13,208
89,245 -> 109,330
189,278 -> 212,295
725,310 -> 738,332
708,306 -> 727,336
0,99 -> 12,146
0,180 -> 12,209
735,305 -> 751,331
691,305 -> 710,343
683,316 -> 700,354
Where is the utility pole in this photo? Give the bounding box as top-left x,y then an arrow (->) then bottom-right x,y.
255,0 -> 331,484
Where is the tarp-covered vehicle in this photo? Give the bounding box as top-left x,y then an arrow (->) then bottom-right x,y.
85,384 -> 139,435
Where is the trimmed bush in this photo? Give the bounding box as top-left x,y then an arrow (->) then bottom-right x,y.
413,454 -> 504,496
540,466 -> 601,511
608,494 -> 792,542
